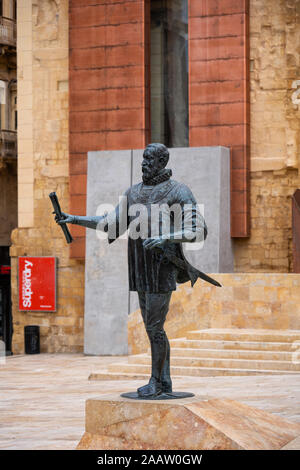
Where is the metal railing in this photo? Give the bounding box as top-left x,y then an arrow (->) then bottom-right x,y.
0,17 -> 16,48
0,129 -> 17,158
292,189 -> 300,272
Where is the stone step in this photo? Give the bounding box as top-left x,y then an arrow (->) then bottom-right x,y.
149,347 -> 296,361
88,371 -> 190,381
89,371 -> 150,381
169,339 -> 296,352
107,362 -> 300,377
127,354 -> 300,371
186,329 -> 300,343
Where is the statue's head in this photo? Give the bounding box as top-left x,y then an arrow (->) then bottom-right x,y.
142,143 -> 169,181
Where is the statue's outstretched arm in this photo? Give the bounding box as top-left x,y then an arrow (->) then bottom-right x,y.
56,213 -> 107,231
55,188 -> 129,237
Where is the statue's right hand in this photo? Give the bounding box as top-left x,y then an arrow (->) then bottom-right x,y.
54,212 -> 75,225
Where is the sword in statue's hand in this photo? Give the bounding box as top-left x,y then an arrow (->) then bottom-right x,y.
143,237 -> 222,287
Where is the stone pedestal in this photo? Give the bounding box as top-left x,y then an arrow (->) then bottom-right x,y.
77,395 -> 300,450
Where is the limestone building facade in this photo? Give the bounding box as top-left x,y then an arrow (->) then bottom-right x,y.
0,0 -> 17,354
6,0 -> 300,354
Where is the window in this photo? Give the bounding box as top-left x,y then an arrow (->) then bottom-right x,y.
150,0 -> 189,147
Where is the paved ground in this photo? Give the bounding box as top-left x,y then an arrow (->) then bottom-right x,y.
0,353 -> 300,450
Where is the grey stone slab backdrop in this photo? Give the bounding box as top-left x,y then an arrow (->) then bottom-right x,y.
84,150 -> 131,355
85,146 -> 233,354
130,146 -> 233,315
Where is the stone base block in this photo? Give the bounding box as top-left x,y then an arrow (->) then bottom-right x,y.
77,395 -> 300,450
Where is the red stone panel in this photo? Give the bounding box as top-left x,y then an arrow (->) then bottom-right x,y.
69,153 -> 87,175
69,174 -> 87,196
70,44 -> 145,70
190,0 -> 249,17
190,80 -> 246,104
190,58 -> 246,82
70,23 -> 143,49
190,125 -> 248,147
107,2 -> 143,24
231,145 -> 250,170
190,14 -> 246,39
69,66 -> 145,91
68,237 -> 86,258
69,0 -> 150,258
190,103 -> 246,127
189,0 -> 250,237
69,5 -> 106,28
190,36 -> 246,61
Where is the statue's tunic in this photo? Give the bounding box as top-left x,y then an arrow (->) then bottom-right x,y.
104,177 -> 207,294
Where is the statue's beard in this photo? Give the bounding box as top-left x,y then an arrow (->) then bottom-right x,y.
142,166 -> 158,181
142,168 -> 172,185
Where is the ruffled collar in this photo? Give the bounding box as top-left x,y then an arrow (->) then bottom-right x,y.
142,168 -> 172,186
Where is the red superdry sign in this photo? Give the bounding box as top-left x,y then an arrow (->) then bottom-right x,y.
18,257 -> 57,312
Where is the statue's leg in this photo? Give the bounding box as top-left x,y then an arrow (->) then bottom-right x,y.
137,291 -> 172,397
161,333 -> 172,392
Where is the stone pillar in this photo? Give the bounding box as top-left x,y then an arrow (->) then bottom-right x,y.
84,150 -> 131,355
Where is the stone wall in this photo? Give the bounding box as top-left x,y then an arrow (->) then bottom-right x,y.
234,0 -> 300,272
128,273 -> 300,354
10,0 -> 85,354
234,168 -> 299,272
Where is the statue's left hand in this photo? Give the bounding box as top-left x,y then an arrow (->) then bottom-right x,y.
143,237 -> 168,250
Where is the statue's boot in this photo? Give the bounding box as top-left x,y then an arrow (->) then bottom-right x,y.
137,291 -> 172,398
137,329 -> 166,398
160,335 -> 172,393
137,376 -> 162,398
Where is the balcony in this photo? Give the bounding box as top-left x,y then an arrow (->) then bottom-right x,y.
0,17 -> 16,48
0,130 -> 17,159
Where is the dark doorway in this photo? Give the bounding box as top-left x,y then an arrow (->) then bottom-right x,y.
0,247 -> 13,355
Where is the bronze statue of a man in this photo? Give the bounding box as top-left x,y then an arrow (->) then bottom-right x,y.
55,143 -> 219,399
